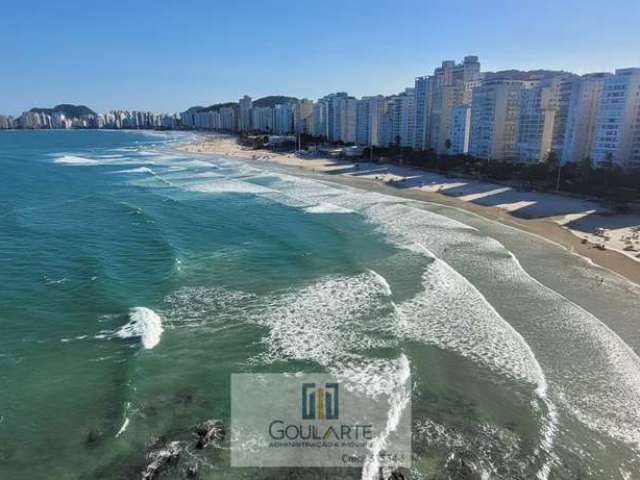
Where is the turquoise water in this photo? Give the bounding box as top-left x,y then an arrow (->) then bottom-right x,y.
1,130 -> 639,479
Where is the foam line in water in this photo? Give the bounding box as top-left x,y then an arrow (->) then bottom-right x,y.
361,354 -> 411,480
53,155 -> 99,166
113,167 -> 155,174
115,417 -> 130,438
116,307 -> 163,349
304,203 -> 354,214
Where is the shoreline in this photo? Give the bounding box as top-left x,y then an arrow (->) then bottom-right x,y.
175,133 -> 640,285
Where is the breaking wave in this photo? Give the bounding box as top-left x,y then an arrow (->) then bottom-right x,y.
115,307 -> 164,349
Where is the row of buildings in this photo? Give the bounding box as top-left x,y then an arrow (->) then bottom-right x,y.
0,110 -> 179,130
182,57 -> 639,169
3,57 -> 639,169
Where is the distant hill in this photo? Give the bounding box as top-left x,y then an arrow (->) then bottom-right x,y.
253,96 -> 298,108
182,106 -> 205,115
197,102 -> 238,113
30,104 -> 96,118
182,96 -> 299,114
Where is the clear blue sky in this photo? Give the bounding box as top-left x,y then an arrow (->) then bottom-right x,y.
1,0 -> 638,116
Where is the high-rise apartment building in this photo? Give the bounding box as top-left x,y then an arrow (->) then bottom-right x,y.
413,76 -> 432,151
561,73 -> 610,164
516,79 -> 558,162
448,105 -> 471,154
469,78 -> 524,161
591,68 -> 640,168
392,88 -> 415,147
239,96 -> 252,131
429,56 -> 481,154
294,99 -> 313,134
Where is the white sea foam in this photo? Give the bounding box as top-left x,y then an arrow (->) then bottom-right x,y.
94,154 -> 125,159
253,272 -> 395,366
114,167 -> 155,174
184,179 -> 275,195
361,354 -> 411,480
115,417 -> 130,438
304,203 -> 354,214
368,269 -> 392,297
115,307 -> 163,349
53,155 -> 99,166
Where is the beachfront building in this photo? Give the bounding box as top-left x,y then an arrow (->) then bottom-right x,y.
356,98 -> 370,146
429,56 -> 481,154
323,93 -> 357,143
448,104 -> 471,154
251,107 -> 274,133
0,115 -> 13,129
219,107 -> 237,131
469,78 -> 524,161
591,68 -> 640,169
561,73 -> 611,164
550,75 -> 577,155
355,95 -> 389,147
294,99 -> 313,134
273,103 -> 294,135
239,96 -> 252,131
20,111 -> 53,129
413,75 -> 432,151
516,79 -> 558,162
311,100 -> 328,138
391,88 -> 415,147
341,97 -> 357,143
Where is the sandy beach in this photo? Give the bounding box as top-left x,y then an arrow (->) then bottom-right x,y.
177,134 -> 640,284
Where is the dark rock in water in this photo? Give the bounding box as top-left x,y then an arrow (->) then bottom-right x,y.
443,453 -> 481,480
389,471 -> 405,480
185,461 -> 200,479
86,429 -> 103,447
194,420 -> 225,449
142,441 -> 182,480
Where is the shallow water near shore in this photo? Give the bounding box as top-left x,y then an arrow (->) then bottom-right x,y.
1,130 -> 639,479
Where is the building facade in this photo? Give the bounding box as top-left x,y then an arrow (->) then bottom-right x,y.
561,73 -> 610,164
591,68 -> 640,168
469,79 -> 523,161
448,105 -> 471,154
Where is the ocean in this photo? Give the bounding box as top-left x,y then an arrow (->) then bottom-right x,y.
0,129 -> 639,479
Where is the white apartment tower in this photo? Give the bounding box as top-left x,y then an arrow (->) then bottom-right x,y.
392,88 -> 415,147
239,95 -> 252,131
251,107 -> 274,132
311,100 -> 327,138
429,56 -> 481,154
294,99 -> 313,134
448,105 -> 471,154
517,79 -> 558,162
469,79 -> 524,161
561,73 -> 611,164
413,76 -> 432,151
273,103 -> 294,135
591,68 -> 640,168
356,99 -> 370,146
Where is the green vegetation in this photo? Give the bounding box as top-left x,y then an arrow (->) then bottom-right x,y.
196,102 -> 238,113
252,96 -> 298,108
30,104 -> 96,118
